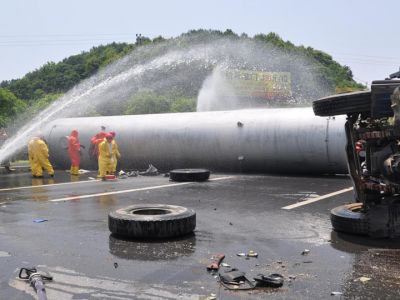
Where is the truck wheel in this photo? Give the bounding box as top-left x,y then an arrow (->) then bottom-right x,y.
313,91 -> 371,116
108,204 -> 196,239
169,169 -> 210,182
330,203 -> 368,235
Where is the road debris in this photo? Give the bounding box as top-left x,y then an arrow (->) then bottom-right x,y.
204,293 -> 217,300
219,267 -> 255,290
220,263 -> 230,267
301,249 -> 310,255
140,164 -> 159,176
253,273 -> 284,288
331,291 -> 343,296
33,219 -> 48,223
207,253 -> 225,271
247,250 -> 258,258
0,251 -> 11,257
356,276 -> 371,283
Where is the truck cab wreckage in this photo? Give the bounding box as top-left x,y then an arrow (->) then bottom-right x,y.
313,71 -> 400,238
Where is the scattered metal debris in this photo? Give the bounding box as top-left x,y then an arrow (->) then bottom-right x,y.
301,249 -> 310,255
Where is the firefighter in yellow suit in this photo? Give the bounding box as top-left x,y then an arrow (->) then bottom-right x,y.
98,133 -> 117,179
28,136 -> 54,178
109,131 -> 121,174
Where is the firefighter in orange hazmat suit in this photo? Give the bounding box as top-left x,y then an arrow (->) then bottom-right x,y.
98,133 -> 115,179
109,131 -> 121,174
68,130 -> 81,175
90,131 -> 106,161
28,136 -> 54,177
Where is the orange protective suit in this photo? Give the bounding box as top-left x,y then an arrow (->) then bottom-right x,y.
90,132 -> 106,160
68,130 -> 81,175
28,137 -> 54,177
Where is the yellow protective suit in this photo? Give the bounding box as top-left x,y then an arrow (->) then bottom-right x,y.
98,139 -> 113,178
28,137 -> 54,177
111,139 -> 121,174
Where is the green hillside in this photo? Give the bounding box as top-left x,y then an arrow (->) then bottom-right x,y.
0,29 -> 364,127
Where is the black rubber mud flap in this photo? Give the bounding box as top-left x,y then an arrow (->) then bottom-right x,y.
108,204 -> 196,239
313,91 -> 371,116
169,169 -> 210,182
330,203 -> 368,235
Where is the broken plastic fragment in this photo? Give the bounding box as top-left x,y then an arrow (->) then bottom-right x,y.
358,276 -> 371,283
331,291 -> 343,296
33,218 -> 48,223
301,249 -> 310,255
220,263 -> 230,267
237,253 -> 246,257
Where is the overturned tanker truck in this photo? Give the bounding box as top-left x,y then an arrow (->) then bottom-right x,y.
313,72 -> 400,238
44,107 -> 347,174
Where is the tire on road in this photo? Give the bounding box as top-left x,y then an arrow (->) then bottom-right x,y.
330,203 -> 368,235
108,204 -> 196,239
313,91 -> 371,116
169,169 -> 210,182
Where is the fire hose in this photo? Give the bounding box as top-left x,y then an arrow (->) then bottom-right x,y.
18,267 -> 53,300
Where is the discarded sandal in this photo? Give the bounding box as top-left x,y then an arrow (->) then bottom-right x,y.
219,267 -> 255,290
253,273 -> 284,288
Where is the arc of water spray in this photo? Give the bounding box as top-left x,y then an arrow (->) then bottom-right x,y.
0,47 -> 216,162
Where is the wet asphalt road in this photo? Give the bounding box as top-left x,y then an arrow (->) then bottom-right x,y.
0,171 -> 399,299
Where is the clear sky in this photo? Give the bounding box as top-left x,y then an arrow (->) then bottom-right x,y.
1,0 -> 399,85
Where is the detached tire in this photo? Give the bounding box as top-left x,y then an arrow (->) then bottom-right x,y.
108,204 -> 196,239
330,203 -> 368,235
169,169 -> 210,182
313,91 -> 371,116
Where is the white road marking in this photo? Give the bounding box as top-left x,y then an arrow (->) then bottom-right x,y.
50,176 -> 235,202
0,179 -> 100,192
282,187 -> 353,210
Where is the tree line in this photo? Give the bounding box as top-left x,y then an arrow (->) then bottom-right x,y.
0,29 -> 364,127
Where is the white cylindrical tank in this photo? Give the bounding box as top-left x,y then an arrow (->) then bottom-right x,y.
44,108 -> 348,174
